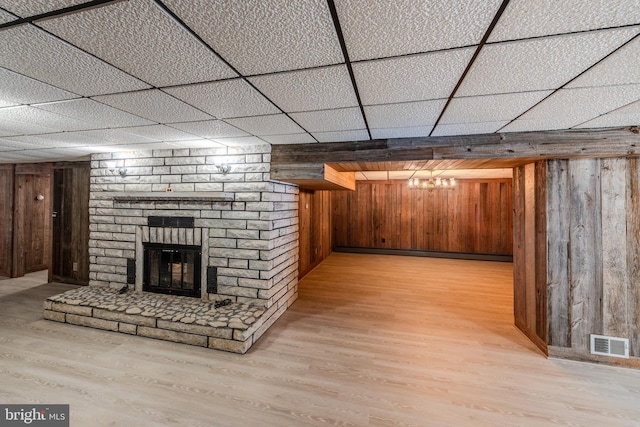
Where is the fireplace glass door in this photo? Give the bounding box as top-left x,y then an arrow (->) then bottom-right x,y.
143,243 -> 201,297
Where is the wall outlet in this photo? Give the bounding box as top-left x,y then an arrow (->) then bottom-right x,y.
72,262 -> 78,272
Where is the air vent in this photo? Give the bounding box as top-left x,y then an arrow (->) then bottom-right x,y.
590,334 -> 629,359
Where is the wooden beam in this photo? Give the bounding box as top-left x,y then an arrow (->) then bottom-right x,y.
271,127 -> 640,165
271,163 -> 355,191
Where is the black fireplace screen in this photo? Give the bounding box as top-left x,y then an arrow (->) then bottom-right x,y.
143,243 -> 201,297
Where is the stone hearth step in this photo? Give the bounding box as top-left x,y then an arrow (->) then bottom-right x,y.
43,286 -> 268,353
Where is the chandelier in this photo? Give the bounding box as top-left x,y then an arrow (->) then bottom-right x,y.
408,171 -> 455,191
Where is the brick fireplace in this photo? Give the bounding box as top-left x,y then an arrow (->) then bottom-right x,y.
44,144 -> 299,353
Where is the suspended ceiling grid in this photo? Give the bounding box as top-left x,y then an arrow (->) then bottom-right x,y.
0,0 -> 638,163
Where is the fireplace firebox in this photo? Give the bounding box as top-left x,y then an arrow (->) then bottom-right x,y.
143,243 -> 201,297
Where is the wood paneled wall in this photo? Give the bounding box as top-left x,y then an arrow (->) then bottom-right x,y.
0,165 -> 14,277
298,189 -> 332,278
52,162 -> 90,285
513,162 -> 547,353
331,179 -> 513,255
546,158 -> 640,358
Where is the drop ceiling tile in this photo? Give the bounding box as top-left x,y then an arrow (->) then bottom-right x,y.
355,172 -> 367,180
459,28 -> 640,97
576,99 -> 640,129
4,133 -> 95,147
249,66 -> 358,112
360,171 -> 388,180
353,48 -> 474,105
568,36 -> 640,88
489,0 -> 640,42
226,114 -> 305,136
365,100 -> 446,129
312,129 -> 369,142
101,141 -> 184,151
336,0 -> 502,61
211,136 -> 268,147
0,152 -> 48,163
0,67 -> 78,107
289,107 -> 365,132
35,99 -> 154,128
74,129 -> 158,145
388,171 -> 414,180
0,25 -> 149,96
40,0 -> 236,87
440,91 -> 553,124
0,138 -> 40,150
119,125 -> 199,142
0,9 -> 16,24
431,121 -> 508,137
0,0 -> 87,17
169,139 -> 226,149
371,126 -> 434,139
168,120 -> 248,139
0,106 -> 90,134
164,80 -> 279,119
93,89 -> 212,123
261,133 -> 316,144
163,0 -> 343,74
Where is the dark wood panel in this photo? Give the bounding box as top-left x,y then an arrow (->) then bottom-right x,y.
331,179 -> 513,255
0,165 -> 14,277
298,189 -> 332,278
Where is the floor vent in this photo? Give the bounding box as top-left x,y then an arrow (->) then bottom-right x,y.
590,334 -> 629,359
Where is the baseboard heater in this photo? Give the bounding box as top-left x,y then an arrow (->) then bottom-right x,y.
333,247 -> 513,262
590,334 -> 629,359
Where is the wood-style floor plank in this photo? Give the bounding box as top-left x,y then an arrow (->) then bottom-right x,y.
1,257 -> 640,426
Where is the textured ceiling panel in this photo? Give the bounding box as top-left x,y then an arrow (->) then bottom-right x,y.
226,114 -> 305,136
489,0 -> 640,42
0,67 -> 77,107
164,80 -> 279,119
568,36 -> 640,89
576,99 -> 640,129
0,25 -> 150,96
4,132 -> 96,147
371,126 -> 434,139
168,120 -> 248,139
261,133 -> 316,144
0,0 -> 87,17
0,139 -> 40,150
289,107 -> 365,132
74,129 -> 157,145
459,28 -> 640,97
163,0 -> 342,75
312,129 -> 369,143
118,125 -> 199,141
210,136 -> 268,146
431,121 -> 509,137
440,91 -> 552,124
354,48 -> 474,105
365,100 -> 446,129
35,99 -> 154,128
249,66 -> 358,112
503,85 -> 640,132
40,0 -> 237,87
93,89 -> 212,123
0,9 -> 16,24
169,139 -> 225,149
336,0 -> 501,61
0,106 -> 91,134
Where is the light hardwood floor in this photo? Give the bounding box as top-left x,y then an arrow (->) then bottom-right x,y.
2,255 -> 640,426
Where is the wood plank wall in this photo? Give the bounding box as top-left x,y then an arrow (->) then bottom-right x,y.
0,165 -> 14,277
547,158 -> 640,358
513,162 -> 547,353
331,179 -> 513,255
51,162 -> 90,285
298,189 -> 333,278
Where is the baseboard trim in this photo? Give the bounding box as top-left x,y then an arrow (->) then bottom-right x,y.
333,247 -> 513,262
548,346 -> 640,369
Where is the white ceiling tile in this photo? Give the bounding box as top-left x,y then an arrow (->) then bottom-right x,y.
0,9 -> 15,24
0,25 -> 150,96
354,48 -> 474,104
504,85 -> 640,131
210,136 -> 268,147
568,36 -> 640,89
336,0 -> 502,61
0,0 -> 87,17
0,67 -> 78,107
431,121 -> 508,137
365,100 -> 446,129
163,0 -> 343,74
371,126 -> 434,139
169,139 -> 226,149
74,129 -> 157,145
289,107 -> 365,132
355,171 -> 367,180
388,171 -> 414,180
261,134 -> 316,144
119,125 -> 199,142
312,129 -> 369,142
360,171 -> 388,180
101,141 -> 184,151
0,151 -> 51,163
35,99 -> 154,128
4,132 -> 96,147
40,0 -> 237,87
576,99 -> 640,129
459,28 -> 640,97
168,120 -> 248,139
0,138 -> 41,150
164,80 -> 279,119
249,66 -> 358,112
226,114 -> 305,136
440,91 -> 553,124
93,89 -> 213,123
0,106 -> 91,134
489,0 -> 640,42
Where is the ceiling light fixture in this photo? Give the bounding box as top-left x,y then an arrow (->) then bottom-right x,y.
408,171 -> 455,191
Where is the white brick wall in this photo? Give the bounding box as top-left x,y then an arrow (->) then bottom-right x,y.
89,145 -> 299,315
